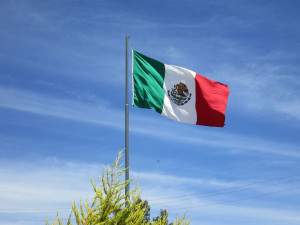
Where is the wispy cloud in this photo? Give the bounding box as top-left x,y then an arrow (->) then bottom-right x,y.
0,86 -> 123,129
211,58 -> 300,121
132,124 -> 300,158
133,171 -> 240,189
0,2 -> 126,85
275,101 -> 300,120
1,158 -> 299,225
0,86 -> 299,159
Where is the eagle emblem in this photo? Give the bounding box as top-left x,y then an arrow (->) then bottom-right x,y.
167,82 -> 192,106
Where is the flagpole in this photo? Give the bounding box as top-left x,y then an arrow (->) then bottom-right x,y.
125,36 -> 130,205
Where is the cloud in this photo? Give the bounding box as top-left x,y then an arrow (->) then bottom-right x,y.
0,159 -> 101,225
133,171 -> 240,190
0,2 -> 126,85
211,57 -> 300,121
0,86 -> 123,129
132,124 -> 300,158
0,86 -> 299,159
275,101 -> 300,120
1,158 -> 299,225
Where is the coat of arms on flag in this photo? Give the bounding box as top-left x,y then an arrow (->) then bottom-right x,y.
167,82 -> 192,106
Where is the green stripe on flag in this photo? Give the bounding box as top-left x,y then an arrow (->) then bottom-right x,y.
133,50 -> 165,114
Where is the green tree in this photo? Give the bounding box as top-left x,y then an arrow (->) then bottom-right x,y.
152,209 -> 173,225
136,198 -> 150,223
46,151 -> 191,225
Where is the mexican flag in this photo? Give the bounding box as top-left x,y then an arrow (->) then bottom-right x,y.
132,50 -> 229,127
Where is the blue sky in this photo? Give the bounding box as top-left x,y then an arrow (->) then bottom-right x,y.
0,0 -> 300,224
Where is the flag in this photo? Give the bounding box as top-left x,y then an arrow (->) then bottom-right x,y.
132,50 -> 229,127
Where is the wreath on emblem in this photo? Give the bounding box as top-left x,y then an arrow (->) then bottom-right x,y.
167,82 -> 192,106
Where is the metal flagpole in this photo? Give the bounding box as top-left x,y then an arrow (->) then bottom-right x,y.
125,36 -> 130,205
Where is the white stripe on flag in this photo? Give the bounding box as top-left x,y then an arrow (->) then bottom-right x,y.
161,64 -> 197,124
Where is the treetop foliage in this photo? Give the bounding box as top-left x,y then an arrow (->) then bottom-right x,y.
46,150 -> 191,225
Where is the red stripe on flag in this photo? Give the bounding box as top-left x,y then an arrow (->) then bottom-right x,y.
195,74 -> 229,127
